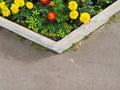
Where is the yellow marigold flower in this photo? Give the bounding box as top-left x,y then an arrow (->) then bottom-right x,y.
0,1 -> 5,9
14,0 -> 25,7
26,2 -> 33,9
80,12 -> 91,24
10,4 -> 19,14
49,1 -> 55,7
81,0 -> 85,3
70,10 -> 79,19
2,7 -> 10,17
68,1 -> 78,10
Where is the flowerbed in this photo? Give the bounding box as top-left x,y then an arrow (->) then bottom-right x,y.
0,0 -> 116,41
0,0 -> 119,53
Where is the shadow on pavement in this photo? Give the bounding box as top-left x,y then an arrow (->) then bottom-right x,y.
0,28 -> 56,62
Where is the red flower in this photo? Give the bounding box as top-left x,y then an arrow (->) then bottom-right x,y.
39,0 -> 50,6
47,11 -> 57,22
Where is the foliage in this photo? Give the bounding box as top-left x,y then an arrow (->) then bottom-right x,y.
92,0 -> 116,14
0,0 -> 116,41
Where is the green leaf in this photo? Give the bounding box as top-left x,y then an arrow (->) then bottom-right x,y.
0,0 -> 2,2
0,9 -> 2,15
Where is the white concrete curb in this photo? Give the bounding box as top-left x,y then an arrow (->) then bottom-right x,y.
0,0 -> 120,53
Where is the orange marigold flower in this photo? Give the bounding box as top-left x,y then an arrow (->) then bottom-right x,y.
39,0 -> 50,6
47,11 -> 57,22
49,1 -> 55,7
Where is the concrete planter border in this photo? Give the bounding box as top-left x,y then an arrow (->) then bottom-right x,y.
0,0 -> 120,53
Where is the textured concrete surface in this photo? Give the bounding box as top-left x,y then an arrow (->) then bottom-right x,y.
0,12 -> 120,90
